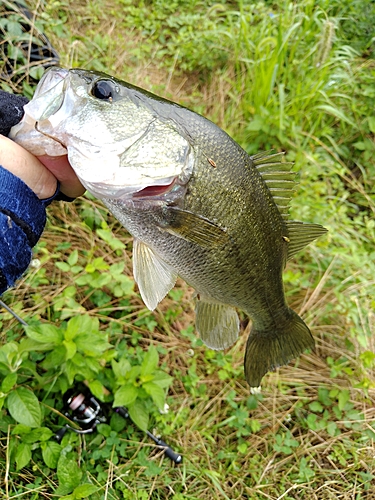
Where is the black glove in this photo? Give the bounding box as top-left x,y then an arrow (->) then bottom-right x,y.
0,90 -> 29,137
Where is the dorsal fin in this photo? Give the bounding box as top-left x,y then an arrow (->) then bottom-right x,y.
251,151 -> 296,220
286,221 -> 328,260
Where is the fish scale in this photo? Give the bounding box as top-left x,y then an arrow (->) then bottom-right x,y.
10,67 -> 327,388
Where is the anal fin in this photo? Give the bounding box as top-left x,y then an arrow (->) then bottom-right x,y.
195,297 -> 239,350
133,239 -> 177,311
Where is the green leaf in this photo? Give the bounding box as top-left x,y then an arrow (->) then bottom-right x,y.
116,276 -> 135,296
84,357 -> 102,374
12,424 -> 31,435
353,141 -> 366,151
67,249 -> 78,266
0,395 -> 6,412
309,401 -> 323,413
97,423 -> 112,437
126,365 -> 141,385
64,361 -> 79,386
73,484 -> 100,498
326,421 -> 338,437
113,385 -> 139,407
316,104 -> 356,127
85,256 -> 110,273
141,345 -> 159,377
74,275 -> 90,286
111,358 -> 131,380
7,20 -> 24,37
152,371 -> 173,389
1,373 -> 18,393
143,382 -> 165,410
15,442 -> 32,470
96,228 -> 126,251
20,427 -> 53,443
368,116 -> 375,133
70,265 -> 83,274
41,345 -> 66,369
338,390 -> 350,411
63,340 -> 77,360
56,454 -> 82,495
7,387 -> 41,427
110,412 -> 127,433
25,324 -> 62,345
74,332 -> 111,356
41,441 -> 61,469
56,262 -> 71,272
65,315 -> 92,341
18,337 -> 55,354
247,116 -> 264,131
127,399 -> 149,431
88,380 -> 106,401
109,262 -> 125,275
0,341 -> 18,358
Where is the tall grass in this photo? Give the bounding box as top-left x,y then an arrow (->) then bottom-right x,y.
0,0 -> 374,498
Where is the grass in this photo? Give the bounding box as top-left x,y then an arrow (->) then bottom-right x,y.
0,0 -> 375,498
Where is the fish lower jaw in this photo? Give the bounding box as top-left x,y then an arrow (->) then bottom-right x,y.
132,178 -> 177,198
82,177 -> 178,201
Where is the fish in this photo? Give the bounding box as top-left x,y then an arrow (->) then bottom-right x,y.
10,67 -> 327,388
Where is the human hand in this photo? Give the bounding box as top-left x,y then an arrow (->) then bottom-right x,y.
0,89 -> 85,200
37,154 -> 86,199
0,135 -> 85,200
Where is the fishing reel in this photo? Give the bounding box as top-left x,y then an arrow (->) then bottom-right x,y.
55,388 -> 106,441
55,386 -> 182,465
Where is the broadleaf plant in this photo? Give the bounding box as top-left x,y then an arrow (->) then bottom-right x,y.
0,312 -> 173,491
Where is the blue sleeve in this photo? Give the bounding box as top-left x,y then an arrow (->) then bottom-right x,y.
0,166 -> 48,294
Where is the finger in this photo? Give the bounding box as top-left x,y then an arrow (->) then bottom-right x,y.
0,135 -> 57,199
37,155 -> 86,198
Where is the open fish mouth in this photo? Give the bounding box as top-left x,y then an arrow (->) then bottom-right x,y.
132,178 -> 176,198
80,175 -> 179,201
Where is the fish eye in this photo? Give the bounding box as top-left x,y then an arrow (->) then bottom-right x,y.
91,79 -> 118,101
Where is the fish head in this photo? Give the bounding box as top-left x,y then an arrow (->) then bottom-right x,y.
10,67 -> 195,199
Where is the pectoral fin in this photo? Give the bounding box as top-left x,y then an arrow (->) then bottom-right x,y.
195,297 -> 239,350
157,207 -> 229,248
133,239 -> 178,310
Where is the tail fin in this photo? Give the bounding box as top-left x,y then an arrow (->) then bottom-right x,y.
244,309 -> 315,387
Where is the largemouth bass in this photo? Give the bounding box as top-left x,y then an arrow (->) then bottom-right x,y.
10,67 -> 327,387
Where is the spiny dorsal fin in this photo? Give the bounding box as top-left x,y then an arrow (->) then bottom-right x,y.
251,151 -> 296,220
286,221 -> 328,260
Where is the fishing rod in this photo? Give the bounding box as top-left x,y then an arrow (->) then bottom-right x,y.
0,298 -> 28,326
